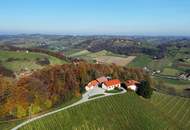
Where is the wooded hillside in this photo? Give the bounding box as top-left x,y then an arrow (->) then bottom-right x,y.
0,62 -> 151,120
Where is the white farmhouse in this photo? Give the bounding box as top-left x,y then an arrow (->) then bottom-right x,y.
102,79 -> 121,91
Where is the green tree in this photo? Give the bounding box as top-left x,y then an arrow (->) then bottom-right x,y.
136,80 -> 153,98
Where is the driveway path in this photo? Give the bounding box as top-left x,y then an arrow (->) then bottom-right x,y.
11,87 -> 126,130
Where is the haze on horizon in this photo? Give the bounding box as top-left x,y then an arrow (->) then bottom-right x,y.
0,0 -> 190,36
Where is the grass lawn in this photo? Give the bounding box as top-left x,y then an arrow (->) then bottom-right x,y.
19,92 -> 185,130
105,88 -> 123,93
88,94 -> 105,99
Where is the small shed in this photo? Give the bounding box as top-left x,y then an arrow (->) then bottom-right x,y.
126,80 -> 140,91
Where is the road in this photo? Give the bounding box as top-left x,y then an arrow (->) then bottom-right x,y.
11,87 -> 126,130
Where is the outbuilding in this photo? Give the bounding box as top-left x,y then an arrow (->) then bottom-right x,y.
126,80 -> 140,91
85,80 -> 98,91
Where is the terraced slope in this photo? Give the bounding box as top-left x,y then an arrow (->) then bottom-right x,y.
19,92 -> 181,130
150,92 -> 190,130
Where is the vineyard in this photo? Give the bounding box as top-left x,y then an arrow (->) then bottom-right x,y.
19,92 -> 182,130
150,92 -> 190,130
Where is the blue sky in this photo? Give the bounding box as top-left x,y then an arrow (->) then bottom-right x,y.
0,0 -> 190,35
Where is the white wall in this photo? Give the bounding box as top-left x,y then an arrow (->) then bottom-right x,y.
85,85 -> 96,91
102,83 -> 120,90
128,85 -> 137,91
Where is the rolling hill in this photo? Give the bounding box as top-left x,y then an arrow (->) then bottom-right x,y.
17,92 -> 190,130
150,92 -> 190,129
0,50 -> 67,74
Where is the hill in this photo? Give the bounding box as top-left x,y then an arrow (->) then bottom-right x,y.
0,62 -> 149,120
0,50 -> 67,75
67,50 -> 135,66
150,92 -> 190,129
18,92 -> 189,130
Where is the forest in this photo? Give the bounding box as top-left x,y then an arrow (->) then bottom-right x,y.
0,62 -> 152,120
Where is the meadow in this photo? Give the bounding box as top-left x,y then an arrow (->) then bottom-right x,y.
0,50 -> 67,73
68,49 -> 136,66
94,56 -> 136,66
128,54 -> 152,68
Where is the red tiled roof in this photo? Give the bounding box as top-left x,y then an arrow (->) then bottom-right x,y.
86,80 -> 98,88
104,79 -> 120,87
126,80 -> 140,86
96,76 -> 108,83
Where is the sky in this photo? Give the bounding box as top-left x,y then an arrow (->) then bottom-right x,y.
0,0 -> 190,35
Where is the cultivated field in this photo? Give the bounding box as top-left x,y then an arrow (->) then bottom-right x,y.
67,49 -> 135,66
128,54 -> 152,68
69,50 -> 91,57
19,92 -> 182,130
154,76 -> 190,93
0,50 -> 67,73
150,92 -> 190,130
161,68 -> 182,76
95,56 -> 136,66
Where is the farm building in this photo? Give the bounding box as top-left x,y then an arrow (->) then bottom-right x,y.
126,80 -> 140,91
96,76 -> 108,84
102,79 -> 121,90
85,80 -> 98,91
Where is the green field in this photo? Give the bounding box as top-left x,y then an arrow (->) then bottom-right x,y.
68,50 -> 126,58
105,88 -> 123,93
128,54 -> 152,68
68,50 -> 127,62
128,53 -> 188,77
18,92 -> 188,130
88,94 -> 105,99
155,76 -> 190,85
161,68 -> 182,76
150,92 -> 190,130
154,76 -> 190,92
68,49 -> 136,66
69,50 -> 91,57
0,120 -> 24,130
0,50 -> 67,73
